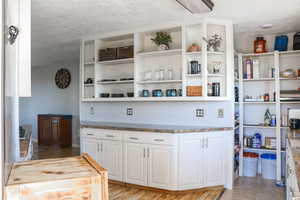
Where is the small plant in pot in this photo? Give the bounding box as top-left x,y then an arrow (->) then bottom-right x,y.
151,32 -> 172,51
203,34 -> 222,52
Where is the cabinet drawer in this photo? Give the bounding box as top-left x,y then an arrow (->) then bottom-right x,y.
148,134 -> 177,145
81,128 -> 101,139
124,133 -> 147,143
81,128 -> 122,140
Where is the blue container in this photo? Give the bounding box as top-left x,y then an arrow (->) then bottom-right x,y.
261,153 -> 276,160
252,133 -> 262,149
274,35 -> 288,51
261,153 -> 276,179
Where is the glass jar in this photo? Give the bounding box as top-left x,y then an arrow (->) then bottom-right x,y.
159,68 -> 165,80
166,69 -> 174,80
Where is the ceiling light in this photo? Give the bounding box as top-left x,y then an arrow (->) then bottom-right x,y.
260,24 -> 273,29
176,0 -> 214,14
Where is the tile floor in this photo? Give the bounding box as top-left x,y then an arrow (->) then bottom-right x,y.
221,176 -> 285,200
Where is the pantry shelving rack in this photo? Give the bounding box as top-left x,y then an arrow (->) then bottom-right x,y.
80,19 -> 234,102
237,50 -> 300,183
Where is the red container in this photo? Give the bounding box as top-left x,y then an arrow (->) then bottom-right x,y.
254,37 -> 266,53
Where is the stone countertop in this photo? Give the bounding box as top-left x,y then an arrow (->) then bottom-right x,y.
80,121 -> 233,133
287,129 -> 300,191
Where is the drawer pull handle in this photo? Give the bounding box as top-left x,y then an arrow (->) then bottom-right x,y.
87,134 -> 94,136
106,134 -> 114,138
154,139 -> 164,142
129,137 -> 138,140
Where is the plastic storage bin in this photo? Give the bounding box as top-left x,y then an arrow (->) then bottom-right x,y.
243,152 -> 259,177
261,153 -> 276,179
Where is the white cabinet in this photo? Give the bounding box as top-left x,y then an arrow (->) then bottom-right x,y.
179,135 -> 204,189
124,143 -> 177,190
204,134 -> 225,186
80,130 -> 123,181
124,143 -> 147,186
81,128 -> 232,191
148,145 -> 177,189
82,138 -> 98,162
101,140 -> 122,181
178,132 -> 225,189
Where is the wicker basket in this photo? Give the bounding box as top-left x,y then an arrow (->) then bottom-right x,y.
187,86 -> 202,96
99,48 -> 117,61
117,46 -> 134,59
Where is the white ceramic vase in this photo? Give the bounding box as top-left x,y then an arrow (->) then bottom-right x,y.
158,44 -> 169,51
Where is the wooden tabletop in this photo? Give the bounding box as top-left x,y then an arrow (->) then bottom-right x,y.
7,155 -> 103,186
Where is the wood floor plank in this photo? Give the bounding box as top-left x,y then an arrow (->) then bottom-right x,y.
32,143 -> 224,200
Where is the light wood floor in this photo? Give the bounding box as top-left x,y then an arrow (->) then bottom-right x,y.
32,143 -> 224,200
108,183 -> 224,200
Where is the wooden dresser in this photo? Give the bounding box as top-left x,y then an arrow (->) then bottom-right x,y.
38,114 -> 72,147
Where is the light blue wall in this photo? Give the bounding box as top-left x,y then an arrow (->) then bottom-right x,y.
80,101 -> 234,127
19,63 -> 80,144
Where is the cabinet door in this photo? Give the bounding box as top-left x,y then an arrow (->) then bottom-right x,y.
124,143 -> 147,186
148,145 -> 176,190
203,133 -> 225,186
102,140 -> 123,181
82,138 -> 99,163
38,117 -> 52,145
178,135 -> 204,189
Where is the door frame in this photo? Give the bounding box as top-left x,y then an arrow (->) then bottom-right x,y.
0,0 -> 4,198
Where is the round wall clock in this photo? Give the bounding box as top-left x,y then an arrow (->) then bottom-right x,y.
55,68 -> 71,89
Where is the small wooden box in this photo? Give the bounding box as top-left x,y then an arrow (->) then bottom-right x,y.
5,154 -> 108,200
187,86 -> 203,96
99,48 -> 117,61
117,45 -> 134,59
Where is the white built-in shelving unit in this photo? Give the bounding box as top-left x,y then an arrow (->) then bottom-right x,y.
80,19 -> 234,102
237,50 -> 300,183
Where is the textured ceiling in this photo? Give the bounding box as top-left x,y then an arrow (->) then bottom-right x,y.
32,0 -> 300,67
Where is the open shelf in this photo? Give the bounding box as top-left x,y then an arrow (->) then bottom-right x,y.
208,51 -> 225,55
243,78 -> 275,82
186,74 -> 202,77
279,77 -> 300,80
96,80 -> 134,84
84,62 -> 95,65
280,101 -> 300,104
83,84 -> 95,87
81,21 -> 232,101
97,58 -> 134,65
136,49 -> 182,57
243,125 -> 276,129
243,101 -> 276,104
137,80 -> 182,84
208,74 -> 225,77
186,51 -> 201,56
243,147 -> 285,153
242,52 -> 274,57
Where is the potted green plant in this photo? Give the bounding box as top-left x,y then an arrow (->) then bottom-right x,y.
151,32 -> 172,51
